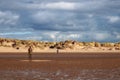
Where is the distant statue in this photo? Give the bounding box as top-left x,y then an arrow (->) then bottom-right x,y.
57,49 -> 59,54
28,46 -> 33,60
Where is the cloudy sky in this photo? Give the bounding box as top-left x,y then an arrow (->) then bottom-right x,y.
0,0 -> 120,42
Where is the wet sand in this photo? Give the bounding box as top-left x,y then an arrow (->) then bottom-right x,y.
0,52 -> 120,80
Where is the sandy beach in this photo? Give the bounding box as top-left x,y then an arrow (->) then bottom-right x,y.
0,46 -> 120,53
0,52 -> 120,80
0,38 -> 120,79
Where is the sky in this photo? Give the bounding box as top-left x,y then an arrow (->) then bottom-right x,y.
0,0 -> 120,42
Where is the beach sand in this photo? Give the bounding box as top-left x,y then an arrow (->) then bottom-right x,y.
0,52 -> 120,80
0,46 -> 120,53
0,39 -> 120,80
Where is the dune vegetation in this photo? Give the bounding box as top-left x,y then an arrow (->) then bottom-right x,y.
0,38 -> 120,51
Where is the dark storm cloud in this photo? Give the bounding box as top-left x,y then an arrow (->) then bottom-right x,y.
0,0 -> 120,42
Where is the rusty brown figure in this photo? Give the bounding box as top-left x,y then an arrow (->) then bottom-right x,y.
28,46 -> 33,60
57,48 -> 59,54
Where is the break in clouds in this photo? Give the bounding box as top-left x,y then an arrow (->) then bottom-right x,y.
0,0 -> 120,42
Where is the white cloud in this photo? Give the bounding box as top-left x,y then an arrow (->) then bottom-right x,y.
0,11 -> 19,25
87,14 -> 94,18
31,10 -> 75,26
107,16 -> 120,23
116,35 -> 120,39
50,34 -> 56,39
94,32 -> 110,41
0,32 -> 32,36
43,2 -> 75,10
75,0 -> 106,11
8,1 -> 106,11
40,1 -> 105,11
113,32 -> 120,39
26,36 -> 43,40
23,1 -> 76,10
31,11 -> 56,23
67,34 -> 82,39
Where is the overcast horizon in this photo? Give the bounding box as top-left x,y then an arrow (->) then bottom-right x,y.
0,0 -> 120,42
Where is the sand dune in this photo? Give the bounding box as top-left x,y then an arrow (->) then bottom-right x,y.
0,38 -> 120,52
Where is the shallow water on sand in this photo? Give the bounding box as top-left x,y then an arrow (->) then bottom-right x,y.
0,53 -> 120,80
0,68 -> 120,80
